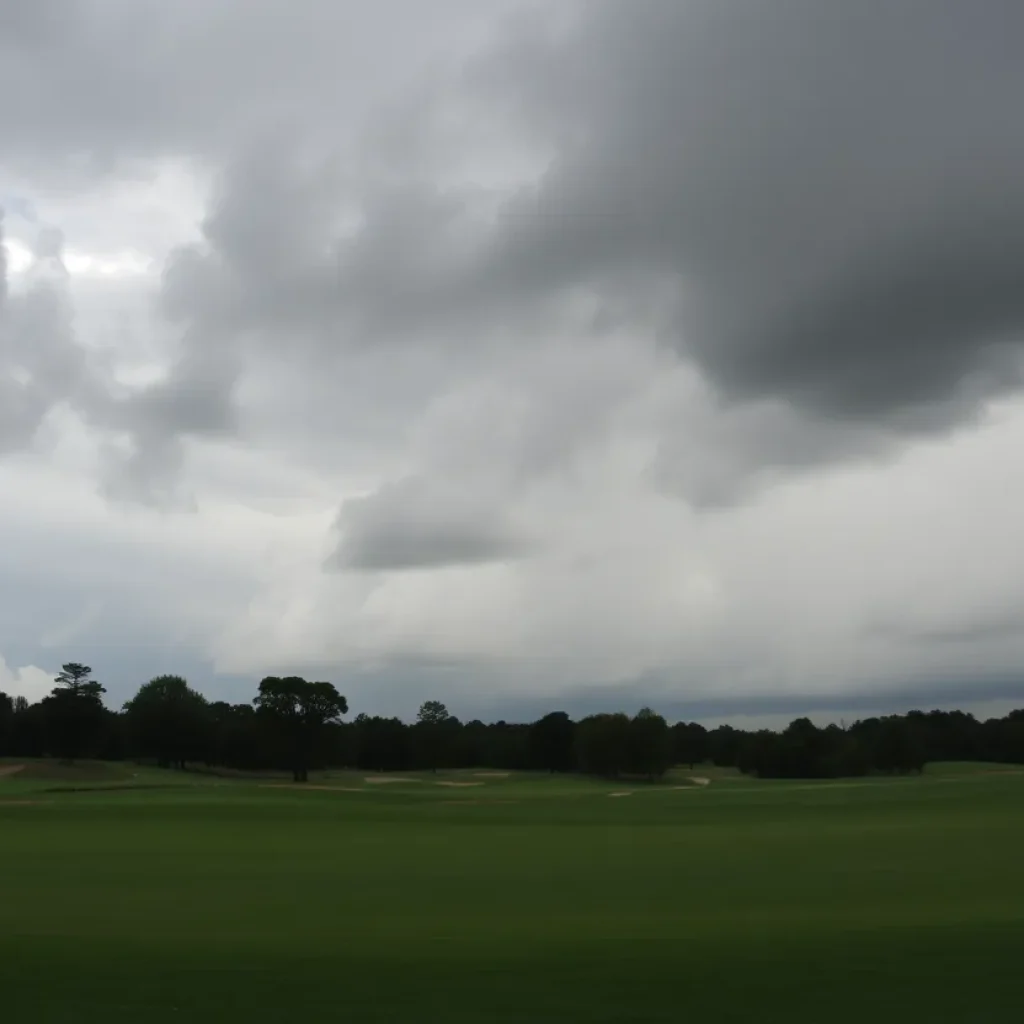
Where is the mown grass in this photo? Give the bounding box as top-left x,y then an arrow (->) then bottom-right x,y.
1,763 -> 1022,1022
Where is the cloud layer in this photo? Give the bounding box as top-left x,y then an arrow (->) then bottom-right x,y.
2,0 -> 1024,719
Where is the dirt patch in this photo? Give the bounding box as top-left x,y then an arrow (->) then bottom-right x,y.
608,791 -> 633,798
0,764 -> 26,778
473,772 -> 510,778
436,781 -> 484,788
363,777 -> 419,784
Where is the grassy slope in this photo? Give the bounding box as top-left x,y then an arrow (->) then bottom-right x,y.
1,767 -> 1022,1023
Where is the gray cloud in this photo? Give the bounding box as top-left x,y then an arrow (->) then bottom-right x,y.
0,0 -> 69,48
130,0 -> 1024,509
0,211 -> 227,504
6,0 -> 1024,721
466,0 -> 1024,431
10,2 -> 1024,510
0,0 -> 516,182
329,475 -> 533,571
0,220 -> 97,452
477,672 -> 1024,728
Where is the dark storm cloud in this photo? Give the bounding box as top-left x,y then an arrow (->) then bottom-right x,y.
147,0 -> 1024,496
9,0 -> 1024,513
468,0 -> 1024,426
329,476 -> 534,571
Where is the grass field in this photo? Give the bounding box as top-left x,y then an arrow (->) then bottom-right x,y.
2,761 -> 1022,1023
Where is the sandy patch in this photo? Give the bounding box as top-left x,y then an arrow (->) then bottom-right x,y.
0,764 -> 26,778
689,777 -> 711,786
608,791 -> 633,798
441,799 -> 521,805
363,777 -> 419,785
473,772 -> 510,778
261,784 -> 365,792
436,781 -> 484,788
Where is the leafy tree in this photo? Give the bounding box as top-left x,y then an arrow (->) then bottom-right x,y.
529,711 -> 575,773
43,663 -> 107,762
670,721 -> 708,768
0,691 -> 12,755
628,707 -> 672,779
575,713 -> 631,778
123,675 -> 209,769
7,696 -> 43,758
54,663 -> 103,699
353,714 -> 412,772
417,701 -> 450,726
870,715 -> 927,774
254,677 -> 348,782
415,700 -> 453,772
207,701 -> 266,771
707,724 -> 743,767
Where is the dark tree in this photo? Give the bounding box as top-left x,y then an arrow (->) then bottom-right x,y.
207,701 -> 267,771
254,677 -> 348,782
870,715 -> 927,774
44,663 -> 107,762
628,707 -> 672,779
123,675 -> 209,769
670,721 -> 708,768
575,713 -> 631,778
8,697 -> 44,758
0,691 -> 12,755
415,700 -> 453,773
707,724 -> 743,767
529,712 -> 575,773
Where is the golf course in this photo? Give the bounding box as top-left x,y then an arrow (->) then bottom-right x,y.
2,760 -> 1022,1023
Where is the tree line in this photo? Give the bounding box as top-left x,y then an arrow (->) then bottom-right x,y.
1,663 -> 1022,781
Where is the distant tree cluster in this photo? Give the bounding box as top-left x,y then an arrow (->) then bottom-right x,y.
1,665 -> 1022,781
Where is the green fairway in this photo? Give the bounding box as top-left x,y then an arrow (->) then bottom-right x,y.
2,765 -> 1022,1023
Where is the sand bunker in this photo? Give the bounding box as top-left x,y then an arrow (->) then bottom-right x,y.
608,791 -> 633,798
0,764 -> 26,778
473,772 -> 510,778
689,777 -> 711,786
436,781 -> 484,788
363,777 -> 419,784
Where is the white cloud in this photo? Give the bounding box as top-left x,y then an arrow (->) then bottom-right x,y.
0,655 -> 56,703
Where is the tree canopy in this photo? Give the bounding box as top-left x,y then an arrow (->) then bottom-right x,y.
43,663 -> 107,762
1,667 -> 1022,782
253,676 -> 348,782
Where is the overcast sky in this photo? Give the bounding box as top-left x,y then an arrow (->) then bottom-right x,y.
3,0 -> 1024,724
